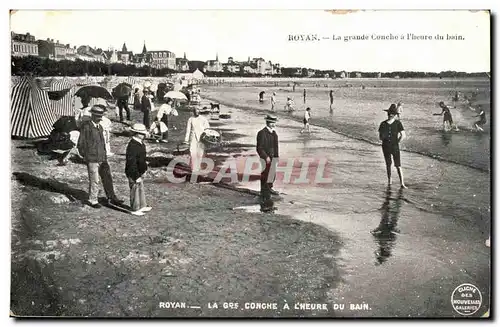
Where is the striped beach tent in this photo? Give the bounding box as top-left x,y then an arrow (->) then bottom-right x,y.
124,77 -> 139,104
11,77 -> 57,138
11,76 -> 21,87
48,78 -> 77,117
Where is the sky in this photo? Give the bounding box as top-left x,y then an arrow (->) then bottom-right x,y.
9,10 -> 490,72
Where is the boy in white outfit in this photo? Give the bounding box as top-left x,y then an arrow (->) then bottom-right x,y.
300,107 -> 311,133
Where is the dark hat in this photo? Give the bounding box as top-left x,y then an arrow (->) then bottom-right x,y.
90,105 -> 107,116
265,114 -> 278,122
306,107 -> 311,111
384,103 -> 398,115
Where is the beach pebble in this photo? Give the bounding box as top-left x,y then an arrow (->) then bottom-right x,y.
69,238 -> 81,245
45,240 -> 58,248
171,239 -> 187,251
50,194 -> 70,204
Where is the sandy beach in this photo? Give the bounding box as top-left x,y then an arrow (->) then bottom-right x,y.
10,78 -> 491,317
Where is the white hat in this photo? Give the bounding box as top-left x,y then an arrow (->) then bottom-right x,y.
131,123 -> 148,135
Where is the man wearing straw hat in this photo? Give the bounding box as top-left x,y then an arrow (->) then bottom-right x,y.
125,123 -> 152,216
257,114 -> 280,210
77,105 -> 123,208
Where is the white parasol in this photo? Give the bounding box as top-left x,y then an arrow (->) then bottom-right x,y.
164,91 -> 187,101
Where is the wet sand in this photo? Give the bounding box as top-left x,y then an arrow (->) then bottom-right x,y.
202,78 -> 490,171
202,101 -> 491,317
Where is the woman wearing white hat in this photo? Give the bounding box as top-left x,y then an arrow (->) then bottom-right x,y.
125,123 -> 152,216
184,106 -> 210,173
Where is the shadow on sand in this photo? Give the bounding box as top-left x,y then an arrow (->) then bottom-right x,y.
12,172 -> 130,212
13,172 -> 87,202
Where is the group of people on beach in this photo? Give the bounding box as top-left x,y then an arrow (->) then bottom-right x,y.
69,84 -> 210,216
434,98 -> 487,132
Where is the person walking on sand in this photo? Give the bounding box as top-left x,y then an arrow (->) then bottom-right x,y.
184,106 -> 210,172
303,88 -> 307,104
285,97 -> 295,112
257,115 -> 279,212
133,88 -> 141,111
125,123 -> 152,216
378,104 -> 407,188
271,92 -> 277,111
300,107 -> 312,133
259,91 -> 265,103
116,93 -> 131,123
435,101 -> 459,132
141,89 -> 152,129
329,90 -> 334,112
77,105 -> 124,208
153,97 -> 175,143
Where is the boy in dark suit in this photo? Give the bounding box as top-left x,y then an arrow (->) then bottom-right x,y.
125,123 -> 152,216
257,114 -> 279,211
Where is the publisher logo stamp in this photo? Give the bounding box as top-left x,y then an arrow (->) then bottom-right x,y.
451,283 -> 482,316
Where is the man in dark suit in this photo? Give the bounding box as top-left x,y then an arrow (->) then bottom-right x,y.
141,89 -> 152,129
257,114 -> 279,210
77,105 -> 123,208
116,94 -> 131,122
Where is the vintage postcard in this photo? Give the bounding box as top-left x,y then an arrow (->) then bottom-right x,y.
9,9 -> 491,318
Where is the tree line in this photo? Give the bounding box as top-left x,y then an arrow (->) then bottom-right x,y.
11,56 -> 489,79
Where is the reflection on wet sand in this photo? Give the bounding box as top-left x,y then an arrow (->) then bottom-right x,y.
371,186 -> 404,265
441,132 -> 452,146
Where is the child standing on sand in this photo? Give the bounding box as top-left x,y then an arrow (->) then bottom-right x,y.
125,123 -> 152,216
300,107 -> 311,133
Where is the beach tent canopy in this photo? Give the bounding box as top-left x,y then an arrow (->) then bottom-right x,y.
48,78 -> 78,117
192,69 -> 205,79
11,76 -> 58,138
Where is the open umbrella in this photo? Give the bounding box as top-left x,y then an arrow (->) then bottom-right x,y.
113,82 -> 132,98
75,85 -> 113,101
47,88 -> 72,101
164,91 -> 187,101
